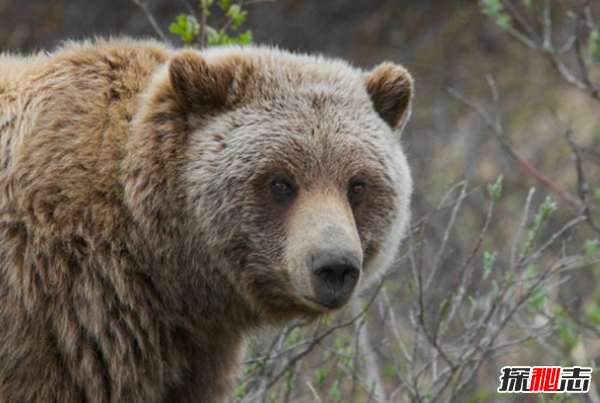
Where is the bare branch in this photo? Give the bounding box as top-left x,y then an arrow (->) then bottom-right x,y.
130,0 -> 171,44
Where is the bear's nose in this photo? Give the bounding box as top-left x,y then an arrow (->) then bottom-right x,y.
310,250 -> 361,309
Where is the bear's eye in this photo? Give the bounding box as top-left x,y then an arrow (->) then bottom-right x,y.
348,179 -> 367,206
269,175 -> 297,204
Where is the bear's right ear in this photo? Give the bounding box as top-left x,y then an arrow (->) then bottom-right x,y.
168,50 -> 239,114
364,62 -> 414,136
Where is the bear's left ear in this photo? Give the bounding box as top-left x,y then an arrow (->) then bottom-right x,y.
169,50 -> 242,114
364,62 -> 414,135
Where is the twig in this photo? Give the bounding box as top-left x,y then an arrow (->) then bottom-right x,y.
511,188 -> 536,268
351,299 -> 388,403
448,81 -> 582,210
306,382 -> 323,403
130,0 -> 171,44
565,127 -> 600,234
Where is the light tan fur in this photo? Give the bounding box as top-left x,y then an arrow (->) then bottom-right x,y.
0,38 -> 414,403
285,191 -> 363,303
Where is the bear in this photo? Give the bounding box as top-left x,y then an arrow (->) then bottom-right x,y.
0,38 -> 414,403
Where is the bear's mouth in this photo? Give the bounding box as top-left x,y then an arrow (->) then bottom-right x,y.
300,294 -> 346,311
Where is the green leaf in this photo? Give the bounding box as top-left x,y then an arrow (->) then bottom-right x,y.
585,239 -> 600,258
557,317 -> 578,350
535,196 -> 557,227
244,359 -> 265,375
487,175 -> 503,201
208,29 -> 253,46
506,269 -> 515,286
329,380 -> 342,400
480,0 -> 501,15
491,279 -> 499,297
169,14 -> 199,47
227,4 -> 248,30
528,287 -> 545,310
585,303 -> 600,326
498,14 -> 512,29
480,0 -> 512,30
314,368 -> 327,388
439,296 -> 452,320
284,328 -> 303,346
483,250 -> 498,279
521,196 -> 557,257
589,29 -> 600,58
205,25 -> 219,44
235,383 -> 247,397
525,265 -> 538,279
200,0 -> 214,11
285,370 -> 294,392
235,29 -> 253,45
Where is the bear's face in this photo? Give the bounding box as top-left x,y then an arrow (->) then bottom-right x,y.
171,48 -> 413,323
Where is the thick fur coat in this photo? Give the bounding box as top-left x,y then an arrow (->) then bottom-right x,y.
0,38 -> 414,402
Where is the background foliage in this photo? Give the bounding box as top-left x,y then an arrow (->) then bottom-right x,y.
2,0 -> 600,402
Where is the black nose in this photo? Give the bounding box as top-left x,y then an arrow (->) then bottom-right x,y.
310,251 -> 361,309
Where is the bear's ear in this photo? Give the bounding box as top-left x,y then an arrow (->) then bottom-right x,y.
364,62 -> 414,134
168,50 -> 238,113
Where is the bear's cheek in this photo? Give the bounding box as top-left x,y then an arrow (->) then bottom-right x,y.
240,225 -> 325,316
354,189 -> 398,274
232,197 -> 315,319
242,262 -> 321,323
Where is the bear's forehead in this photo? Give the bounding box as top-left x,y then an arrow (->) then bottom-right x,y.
203,45 -> 371,98
218,108 -> 392,185
229,93 -> 387,148
193,46 -> 398,181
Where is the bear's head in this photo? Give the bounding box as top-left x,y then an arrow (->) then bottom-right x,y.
127,47 -> 413,324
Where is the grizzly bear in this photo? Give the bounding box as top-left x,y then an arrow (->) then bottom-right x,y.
0,38 -> 414,402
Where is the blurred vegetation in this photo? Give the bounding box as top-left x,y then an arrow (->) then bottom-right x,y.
169,0 -> 252,47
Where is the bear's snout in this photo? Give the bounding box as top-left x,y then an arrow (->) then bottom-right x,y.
310,250 -> 361,309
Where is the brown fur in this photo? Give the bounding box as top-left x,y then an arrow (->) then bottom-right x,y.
0,38 -> 414,402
